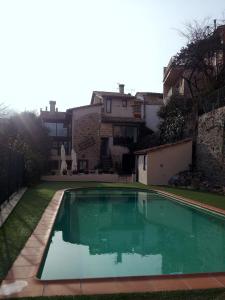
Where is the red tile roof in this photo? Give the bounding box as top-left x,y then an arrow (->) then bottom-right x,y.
134,138 -> 192,155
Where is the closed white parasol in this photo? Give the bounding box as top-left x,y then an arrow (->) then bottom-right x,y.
60,144 -> 68,175
71,148 -> 77,173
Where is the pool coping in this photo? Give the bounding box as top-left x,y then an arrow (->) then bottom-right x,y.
1,187 -> 225,297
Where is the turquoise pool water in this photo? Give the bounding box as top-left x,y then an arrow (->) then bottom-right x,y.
38,188 -> 225,280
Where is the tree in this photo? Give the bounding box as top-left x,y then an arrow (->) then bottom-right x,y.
4,112 -> 51,184
158,96 -> 193,144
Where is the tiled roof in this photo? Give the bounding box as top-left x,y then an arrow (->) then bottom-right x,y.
67,103 -> 102,111
91,91 -> 137,104
136,92 -> 163,97
136,92 -> 163,105
94,91 -> 135,98
134,138 -> 192,155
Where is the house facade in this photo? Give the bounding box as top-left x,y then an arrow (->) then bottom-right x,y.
68,85 -> 145,173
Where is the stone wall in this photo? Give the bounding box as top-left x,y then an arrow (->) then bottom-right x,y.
100,123 -> 113,137
72,109 -> 101,170
196,107 -> 225,186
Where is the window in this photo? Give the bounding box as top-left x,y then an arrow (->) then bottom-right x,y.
122,99 -> 127,107
44,122 -> 56,136
113,126 -> 138,145
106,98 -> 112,113
143,155 -> 146,170
56,123 -> 67,137
44,122 -> 68,137
78,160 -> 88,172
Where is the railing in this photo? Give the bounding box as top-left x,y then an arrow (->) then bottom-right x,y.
0,146 -> 24,207
199,85 -> 225,115
113,136 -> 134,147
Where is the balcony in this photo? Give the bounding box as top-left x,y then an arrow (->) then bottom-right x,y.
164,86 -> 182,104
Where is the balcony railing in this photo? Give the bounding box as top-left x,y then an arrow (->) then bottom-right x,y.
199,85 -> 225,115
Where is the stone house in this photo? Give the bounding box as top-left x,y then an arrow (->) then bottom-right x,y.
68,85 -> 145,173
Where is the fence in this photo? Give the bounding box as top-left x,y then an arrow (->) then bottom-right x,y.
199,85 -> 225,115
0,145 -> 24,207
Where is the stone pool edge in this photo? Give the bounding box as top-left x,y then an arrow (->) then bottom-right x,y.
1,187 -> 225,297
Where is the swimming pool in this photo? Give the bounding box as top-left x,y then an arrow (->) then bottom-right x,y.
37,188 -> 225,280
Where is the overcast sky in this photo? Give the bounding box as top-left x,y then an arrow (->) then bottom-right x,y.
0,0 -> 225,113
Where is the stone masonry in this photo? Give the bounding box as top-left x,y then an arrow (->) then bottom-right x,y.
73,112 -> 101,170
196,106 -> 225,186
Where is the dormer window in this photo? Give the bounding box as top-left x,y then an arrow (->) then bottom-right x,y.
122,99 -> 127,107
106,98 -> 112,113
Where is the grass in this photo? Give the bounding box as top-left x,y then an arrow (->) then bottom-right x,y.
10,288 -> 225,300
2,181 -> 225,299
154,186 -> 225,210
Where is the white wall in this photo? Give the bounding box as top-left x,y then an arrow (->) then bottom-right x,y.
145,104 -> 161,132
137,155 -> 148,185
147,141 -> 192,185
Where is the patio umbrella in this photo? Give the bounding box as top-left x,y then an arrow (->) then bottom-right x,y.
71,148 -> 77,173
60,144 -> 68,175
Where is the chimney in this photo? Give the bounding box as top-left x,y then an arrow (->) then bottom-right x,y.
49,101 -> 56,112
119,84 -> 125,94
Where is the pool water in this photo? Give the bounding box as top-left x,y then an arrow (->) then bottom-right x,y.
38,188 -> 225,280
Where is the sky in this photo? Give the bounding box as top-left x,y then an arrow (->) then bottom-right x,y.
0,0 -> 225,114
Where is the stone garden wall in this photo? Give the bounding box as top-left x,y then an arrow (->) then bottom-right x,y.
196,106 -> 225,186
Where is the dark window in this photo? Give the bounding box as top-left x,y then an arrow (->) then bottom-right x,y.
51,141 -> 70,155
113,126 -> 138,145
122,99 -> 127,107
44,122 -> 68,137
56,123 -> 67,136
45,122 -> 57,136
78,160 -> 88,172
143,155 -> 146,170
106,99 -> 112,113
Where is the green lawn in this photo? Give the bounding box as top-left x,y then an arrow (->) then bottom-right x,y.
2,181 -> 225,300
154,186 -> 225,210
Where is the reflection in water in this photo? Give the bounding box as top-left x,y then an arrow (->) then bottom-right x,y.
38,189 -> 225,280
